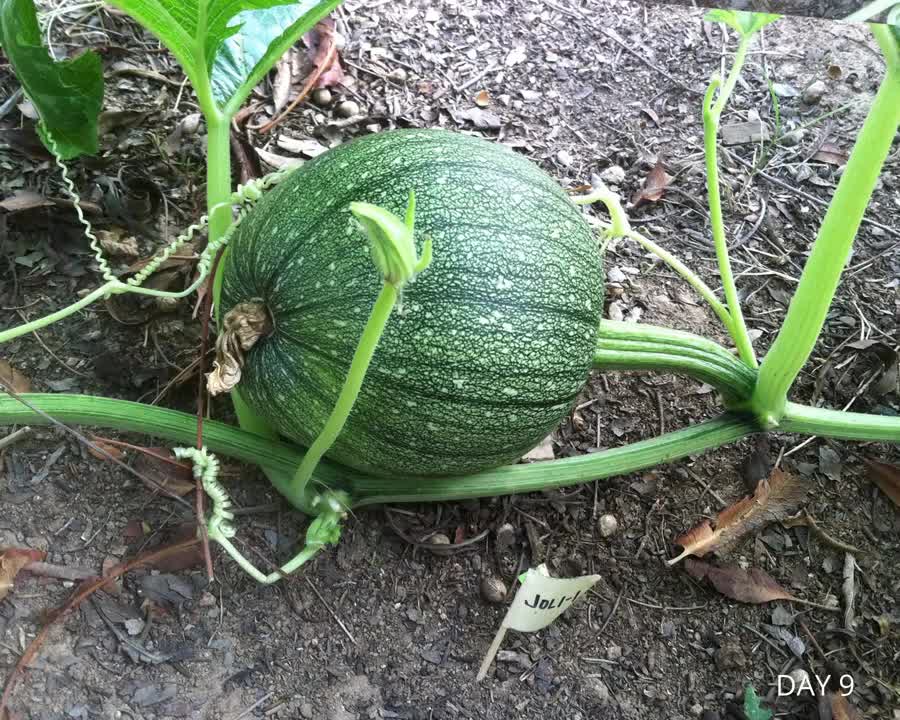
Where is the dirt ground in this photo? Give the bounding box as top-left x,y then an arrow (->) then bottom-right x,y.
1,1 -> 899,719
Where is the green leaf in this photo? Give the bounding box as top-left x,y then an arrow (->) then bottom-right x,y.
704,9 -> 779,37
105,0 -> 342,116
742,686 -> 772,720
211,0 -> 342,113
0,0 -> 103,159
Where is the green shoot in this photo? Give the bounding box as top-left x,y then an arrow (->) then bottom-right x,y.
752,24 -> 900,427
742,686 -> 772,720
290,194 -> 432,500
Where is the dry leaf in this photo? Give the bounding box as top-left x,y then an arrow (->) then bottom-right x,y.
0,548 -> 46,602
0,190 -> 53,213
143,524 -> 203,572
685,558 -> 800,605
631,159 -> 671,208
272,55 -> 294,113
87,437 -> 126,462
97,229 -> 140,258
0,359 -> 32,393
305,19 -> 346,89
133,447 -> 195,497
863,458 -> 900,508
668,469 -> 807,565
822,691 -> 861,720
473,89 -> 491,107
522,435 -> 555,462
812,142 -> 849,166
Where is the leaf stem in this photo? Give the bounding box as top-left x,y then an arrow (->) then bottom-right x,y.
0,281 -> 117,344
781,402 -> 900,442
623,229 -> 733,334
291,283 -> 398,496
575,187 -> 733,335
703,32 -> 759,369
752,58 -> 900,427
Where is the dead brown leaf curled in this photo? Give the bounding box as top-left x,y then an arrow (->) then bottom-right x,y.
668,469 -> 807,565
0,548 -> 46,603
685,559 -> 800,605
863,458 -> 900,508
132,448 -> 195,497
630,158 -> 671,208
0,360 -> 31,394
821,691 -> 861,720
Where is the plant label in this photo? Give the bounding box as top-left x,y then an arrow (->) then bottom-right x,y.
476,564 -> 600,680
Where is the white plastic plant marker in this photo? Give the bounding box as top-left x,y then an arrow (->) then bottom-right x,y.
476,564 -> 601,680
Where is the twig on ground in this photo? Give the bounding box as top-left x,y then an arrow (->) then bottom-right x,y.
0,382 -> 193,510
0,426 -> 31,451
0,536 -> 200,714
842,553 -> 856,630
25,561 -> 96,582
782,510 -> 864,556
599,28 -> 704,98
726,151 -> 900,239
304,577 -> 357,645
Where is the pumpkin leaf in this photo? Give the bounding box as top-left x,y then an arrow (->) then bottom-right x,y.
211,1 -> 343,112
685,558 -> 801,605
704,9 -> 779,38
668,468 -> 807,565
105,0 -> 343,115
0,0 -> 103,158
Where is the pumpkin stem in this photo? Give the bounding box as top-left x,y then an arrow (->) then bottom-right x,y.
207,301 -> 273,395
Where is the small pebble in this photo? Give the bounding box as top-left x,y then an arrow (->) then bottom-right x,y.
335,99 -> 360,118
155,296 -> 179,313
480,575 -> 507,604
311,88 -> 332,106
599,165 -> 626,185
556,149 -> 574,167
779,128 -> 805,147
802,80 -> 827,105
496,522 -> 516,547
715,639 -> 746,670
598,514 -> 618,538
788,668 -> 810,688
387,68 -> 408,83
427,532 -> 451,555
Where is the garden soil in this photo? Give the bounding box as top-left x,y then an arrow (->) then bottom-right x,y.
1,1 -> 898,719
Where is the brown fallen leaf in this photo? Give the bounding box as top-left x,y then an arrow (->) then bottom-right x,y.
863,458 -> 900,508
143,524 -> 203,572
0,360 -> 31,393
668,468 -> 807,565
630,158 -> 671,208
820,691 -> 861,720
96,228 -> 139,259
272,52 -> 295,114
257,19 -> 345,135
812,142 -> 849,166
0,548 -> 46,602
86,438 -> 126,462
307,19 -> 346,89
132,447 -> 195,497
685,558 -> 801,605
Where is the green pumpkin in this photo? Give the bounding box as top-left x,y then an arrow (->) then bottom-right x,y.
219,129 -> 603,477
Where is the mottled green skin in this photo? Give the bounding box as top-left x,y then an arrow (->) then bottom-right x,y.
220,129 -> 603,477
